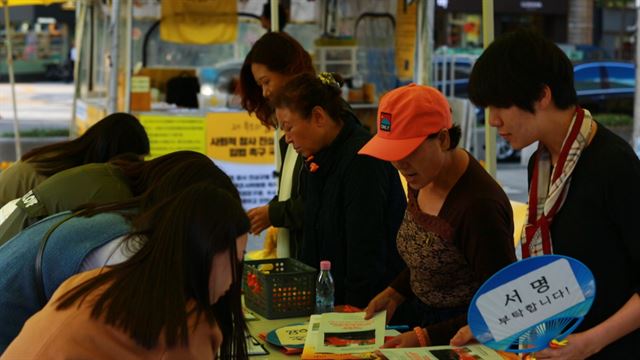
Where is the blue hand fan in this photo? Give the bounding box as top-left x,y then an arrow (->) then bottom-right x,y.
468,255 -> 595,353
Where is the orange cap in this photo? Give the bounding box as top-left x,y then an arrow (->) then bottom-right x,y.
358,84 -> 452,161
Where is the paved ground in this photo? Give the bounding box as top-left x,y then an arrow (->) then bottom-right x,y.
0,83 -> 73,161
0,82 -> 73,134
496,161 -> 529,203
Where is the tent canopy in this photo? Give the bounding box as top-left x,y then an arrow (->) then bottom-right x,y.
1,0 -> 65,7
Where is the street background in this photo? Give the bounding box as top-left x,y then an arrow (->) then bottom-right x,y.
0,82 -> 530,203
0,83 -> 71,133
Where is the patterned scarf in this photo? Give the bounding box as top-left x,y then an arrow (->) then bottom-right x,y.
521,107 -> 593,258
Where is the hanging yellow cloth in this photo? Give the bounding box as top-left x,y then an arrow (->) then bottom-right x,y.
0,0 -> 64,6
395,0 -> 417,81
160,0 -> 237,45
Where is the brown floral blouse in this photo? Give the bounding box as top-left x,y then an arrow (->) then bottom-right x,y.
390,155 -> 516,344
396,208 -> 480,308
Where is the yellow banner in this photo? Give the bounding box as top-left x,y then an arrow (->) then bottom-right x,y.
139,114 -> 206,158
160,0 -> 237,45
395,1 -> 417,81
206,112 -> 275,165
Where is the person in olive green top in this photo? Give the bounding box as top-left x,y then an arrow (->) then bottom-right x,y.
0,151 -> 204,246
0,162 -> 133,245
0,112 -> 149,208
0,162 -> 47,209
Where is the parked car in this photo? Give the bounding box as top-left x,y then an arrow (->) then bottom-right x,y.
574,61 -> 635,114
431,55 -> 476,97
200,60 -> 243,94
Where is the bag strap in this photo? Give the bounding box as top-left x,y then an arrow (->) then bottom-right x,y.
35,214 -> 77,306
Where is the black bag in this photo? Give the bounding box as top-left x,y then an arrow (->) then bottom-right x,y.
166,74 -> 200,108
35,214 -> 75,306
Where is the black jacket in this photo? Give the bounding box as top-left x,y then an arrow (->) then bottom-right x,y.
299,115 -> 407,308
267,100 -> 363,259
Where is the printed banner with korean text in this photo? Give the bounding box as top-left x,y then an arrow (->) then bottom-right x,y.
139,114 -> 206,158
206,112 -> 277,210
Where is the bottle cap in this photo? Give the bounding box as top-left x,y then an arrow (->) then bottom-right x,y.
320,260 -> 331,271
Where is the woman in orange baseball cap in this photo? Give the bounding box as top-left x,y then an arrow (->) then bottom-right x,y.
359,84 -> 516,348
270,72 -> 407,309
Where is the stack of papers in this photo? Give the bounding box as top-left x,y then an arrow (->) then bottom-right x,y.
379,345 -> 505,360
300,310 -> 510,360
301,311 -> 386,359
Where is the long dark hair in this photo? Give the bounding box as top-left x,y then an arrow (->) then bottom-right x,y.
271,72 -> 345,123
57,182 -> 249,357
22,113 -> 150,176
77,151 -> 238,217
239,32 -> 315,127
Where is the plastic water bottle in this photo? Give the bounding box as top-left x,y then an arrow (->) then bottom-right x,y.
316,260 -> 335,314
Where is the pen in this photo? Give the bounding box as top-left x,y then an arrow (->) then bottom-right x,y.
549,339 -> 568,349
385,325 -> 410,331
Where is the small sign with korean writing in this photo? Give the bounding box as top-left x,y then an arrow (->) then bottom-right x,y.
475,258 -> 585,342
225,170 -> 278,208
206,112 -> 274,165
206,112 -> 277,209
139,114 -> 206,158
131,76 -> 151,93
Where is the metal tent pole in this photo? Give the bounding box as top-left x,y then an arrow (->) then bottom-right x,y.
3,0 -> 21,159
633,0 -> 640,157
124,0 -> 132,112
70,0 -> 87,136
482,0 -> 496,177
107,0 -> 121,114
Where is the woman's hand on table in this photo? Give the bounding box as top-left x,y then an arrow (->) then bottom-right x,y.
247,205 -> 271,234
380,330 -> 423,348
532,332 -> 599,359
450,325 -> 477,346
364,287 -> 405,323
